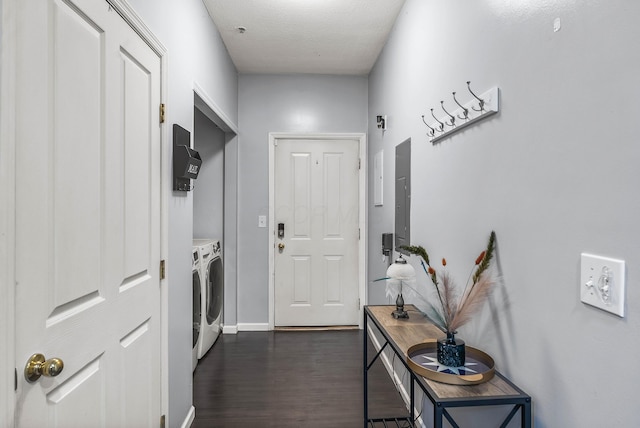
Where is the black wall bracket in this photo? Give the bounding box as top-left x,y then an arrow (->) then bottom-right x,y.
173,124 -> 202,191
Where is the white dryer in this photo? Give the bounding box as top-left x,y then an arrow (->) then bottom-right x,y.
193,239 -> 223,359
192,245 -> 202,371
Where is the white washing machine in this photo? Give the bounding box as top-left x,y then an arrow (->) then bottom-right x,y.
192,246 -> 202,371
193,239 -> 223,359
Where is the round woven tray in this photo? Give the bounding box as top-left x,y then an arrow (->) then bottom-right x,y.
407,340 -> 495,385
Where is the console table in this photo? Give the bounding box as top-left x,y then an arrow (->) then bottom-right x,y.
364,305 -> 531,428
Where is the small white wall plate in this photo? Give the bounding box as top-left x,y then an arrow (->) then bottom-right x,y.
580,253 -> 625,317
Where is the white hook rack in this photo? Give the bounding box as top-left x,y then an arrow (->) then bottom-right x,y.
423,84 -> 500,144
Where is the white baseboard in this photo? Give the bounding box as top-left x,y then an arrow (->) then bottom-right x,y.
366,324 -> 409,402
366,324 -> 426,428
237,322 -> 269,331
222,324 -> 238,334
223,323 -> 270,333
180,405 -> 196,428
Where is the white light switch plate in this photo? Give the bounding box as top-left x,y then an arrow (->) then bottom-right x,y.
580,253 -> 625,317
258,215 -> 267,228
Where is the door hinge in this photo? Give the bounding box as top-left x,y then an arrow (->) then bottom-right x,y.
358,228 -> 361,240
15,368 -> 18,391
160,260 -> 166,280
160,415 -> 165,428
358,298 -> 361,309
358,158 -> 361,170
160,103 -> 166,124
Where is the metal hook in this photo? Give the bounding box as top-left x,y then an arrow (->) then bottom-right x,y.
467,81 -> 485,112
421,115 -> 436,137
452,92 -> 469,120
440,101 -> 456,127
430,109 -> 445,132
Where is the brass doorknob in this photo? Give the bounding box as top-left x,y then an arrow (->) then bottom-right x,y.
24,353 -> 64,383
278,243 -> 285,250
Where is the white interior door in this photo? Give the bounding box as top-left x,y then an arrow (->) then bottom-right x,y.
13,0 -> 161,426
274,139 -> 360,326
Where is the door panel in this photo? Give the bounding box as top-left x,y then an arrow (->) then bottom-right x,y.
324,256 -> 343,303
52,0 -> 104,310
122,47 -> 152,277
14,0 -> 161,426
119,320 -> 153,427
292,256 -> 311,304
274,139 -> 359,326
323,153 -> 345,236
46,356 -> 105,427
292,153 -> 311,237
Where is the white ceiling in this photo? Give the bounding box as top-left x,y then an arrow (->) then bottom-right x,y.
202,0 -> 407,75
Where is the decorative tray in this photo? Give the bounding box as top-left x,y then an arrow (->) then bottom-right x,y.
406,341 -> 495,385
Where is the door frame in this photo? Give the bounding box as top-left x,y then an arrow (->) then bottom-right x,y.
193,82 -> 240,335
0,0 -> 169,425
268,133 -> 368,330
0,0 -> 18,425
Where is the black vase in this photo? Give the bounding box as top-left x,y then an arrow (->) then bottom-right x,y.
437,332 -> 465,367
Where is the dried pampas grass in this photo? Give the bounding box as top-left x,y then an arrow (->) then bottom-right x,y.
401,231 -> 496,334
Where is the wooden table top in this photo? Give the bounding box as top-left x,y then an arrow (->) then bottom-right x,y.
366,305 -> 526,401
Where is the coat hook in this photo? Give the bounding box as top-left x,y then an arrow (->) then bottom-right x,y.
430,108 -> 445,132
421,115 -> 436,137
452,92 -> 469,120
440,101 -> 456,127
467,81 -> 485,112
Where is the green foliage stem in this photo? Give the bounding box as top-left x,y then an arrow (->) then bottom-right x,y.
472,231 -> 496,284
400,244 -> 446,323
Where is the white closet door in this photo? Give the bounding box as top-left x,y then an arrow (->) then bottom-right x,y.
14,0 -> 162,426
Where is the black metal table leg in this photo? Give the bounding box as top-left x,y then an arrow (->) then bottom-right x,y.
410,373 -> 415,425
434,403 -> 444,428
364,311 -> 369,428
523,398 -> 532,428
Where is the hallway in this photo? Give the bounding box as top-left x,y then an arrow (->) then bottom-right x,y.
192,330 -> 410,427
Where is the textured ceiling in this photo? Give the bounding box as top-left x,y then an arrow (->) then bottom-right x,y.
202,0 -> 406,75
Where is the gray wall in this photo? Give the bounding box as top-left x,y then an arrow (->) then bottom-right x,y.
368,1 -> 640,426
237,74 -> 368,325
124,1 -> 238,426
193,108 -> 224,241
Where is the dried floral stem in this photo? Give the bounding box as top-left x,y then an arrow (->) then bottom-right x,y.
473,231 -> 496,284
448,274 -> 494,332
457,231 -> 496,313
402,245 -> 447,320
401,281 -> 447,333
458,264 -> 477,313
440,272 -> 458,327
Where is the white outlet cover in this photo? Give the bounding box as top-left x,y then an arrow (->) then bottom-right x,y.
580,253 -> 625,317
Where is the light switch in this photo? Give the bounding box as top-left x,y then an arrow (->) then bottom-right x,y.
580,253 -> 625,317
258,215 -> 267,228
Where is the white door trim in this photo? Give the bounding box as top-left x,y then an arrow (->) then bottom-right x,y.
0,0 -> 18,425
194,82 -> 239,134
0,0 -> 169,425
193,82 -> 240,336
268,133 -> 368,330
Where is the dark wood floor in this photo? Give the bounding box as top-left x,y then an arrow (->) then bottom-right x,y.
192,330 -> 410,427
